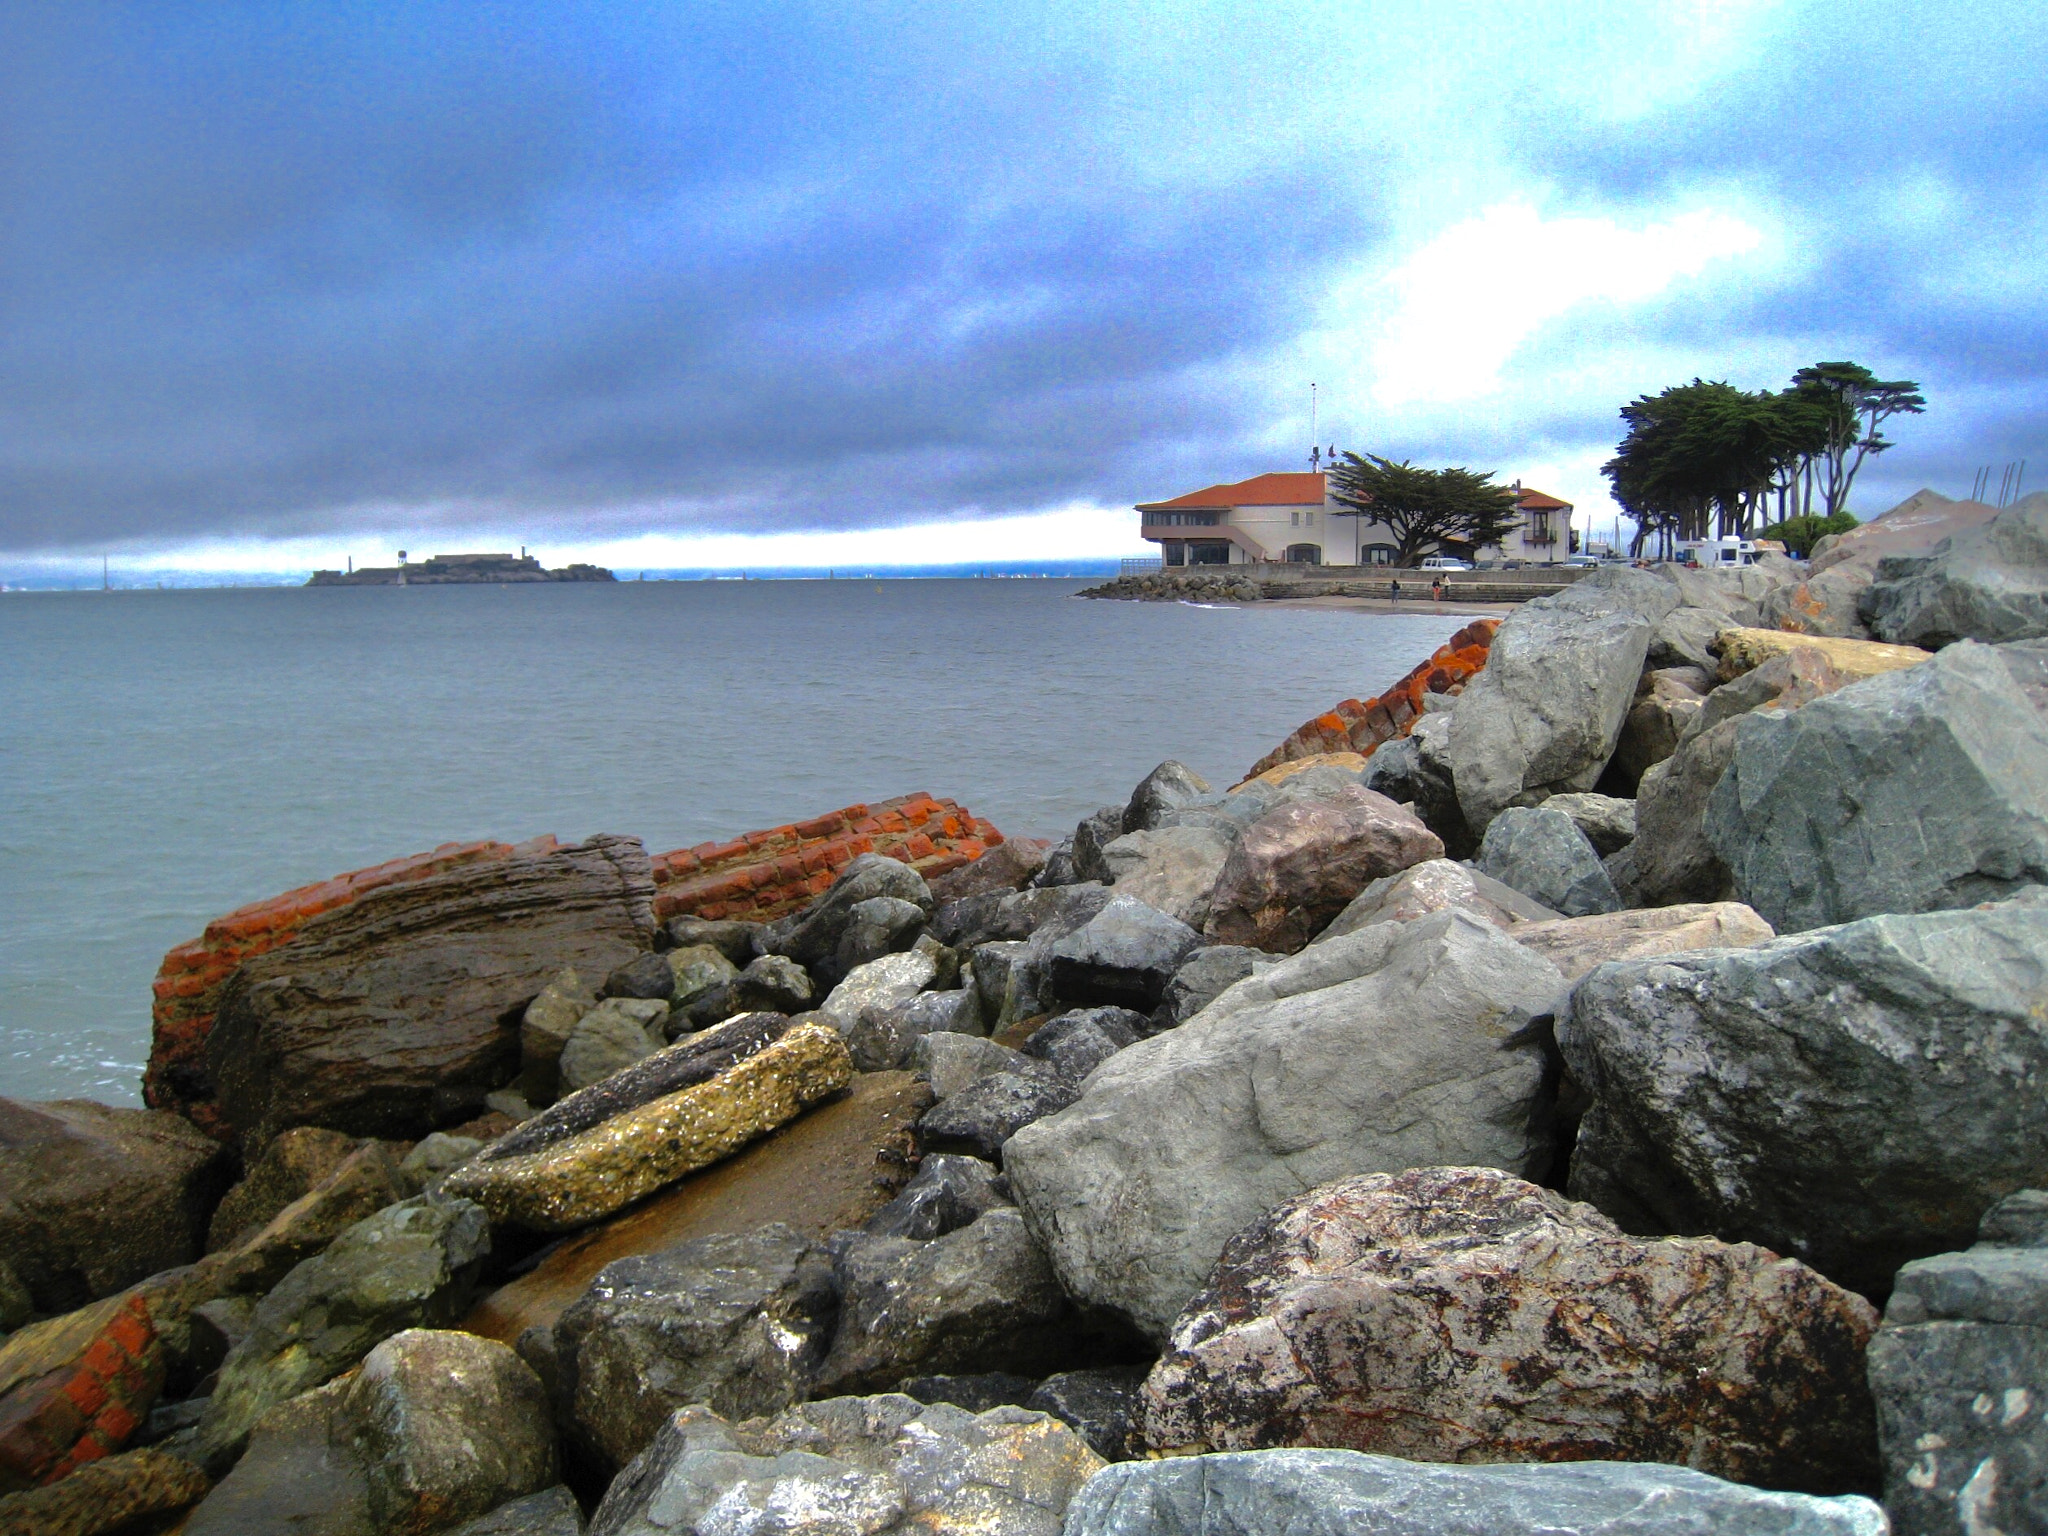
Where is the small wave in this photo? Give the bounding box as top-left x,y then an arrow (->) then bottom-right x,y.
1179,600 -> 1242,610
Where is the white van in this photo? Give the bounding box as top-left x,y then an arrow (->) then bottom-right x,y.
1678,538 -> 1759,568
1418,555 -> 1472,572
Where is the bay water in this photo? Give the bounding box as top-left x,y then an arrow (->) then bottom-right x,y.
0,578 -> 1463,1104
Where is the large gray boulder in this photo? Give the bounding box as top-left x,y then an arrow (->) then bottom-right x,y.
1022,1007 -> 1145,1079
917,1059 -> 1077,1160
1474,806 -> 1621,917
845,986 -> 982,1072
1155,946 -> 1268,1028
1869,1188 -> 2048,1536
863,1153 -> 1009,1241
1862,494 -> 2048,647
1313,858 -> 1556,944
757,855 -> 933,988
1045,895 -> 1203,1012
1560,897 -> 2048,1297
555,998 -> 666,1094
1123,761 -> 1215,833
1445,569 -> 1680,832
1063,1450 -> 1887,1536
816,1208 -> 1080,1393
196,1192 -> 492,1472
1098,826 -> 1235,929
1071,805 -> 1131,885
1138,1166 -> 1879,1494
1541,791 -> 1637,856
1704,639 -> 2048,932
588,1395 -> 1104,1536
1005,909 -> 1566,1338
552,1223 -> 836,1473
1362,713 -> 1474,857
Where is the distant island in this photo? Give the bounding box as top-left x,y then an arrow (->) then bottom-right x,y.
306,551 -> 616,586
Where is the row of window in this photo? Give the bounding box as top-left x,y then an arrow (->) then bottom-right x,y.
1149,511 -> 1220,526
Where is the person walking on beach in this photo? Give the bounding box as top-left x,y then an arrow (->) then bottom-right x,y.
1389,576 -> 1401,607
1431,576 -> 1444,608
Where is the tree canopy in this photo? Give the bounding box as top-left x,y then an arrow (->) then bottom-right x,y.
1325,453 -> 1522,567
1602,362 -> 1922,554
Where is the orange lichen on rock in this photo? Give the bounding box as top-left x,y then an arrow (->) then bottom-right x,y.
0,1294 -> 164,1490
1243,619 -> 1498,781
650,793 -> 1005,923
144,837 -> 555,1134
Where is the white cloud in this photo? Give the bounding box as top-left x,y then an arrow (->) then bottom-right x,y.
1360,199 -> 1769,408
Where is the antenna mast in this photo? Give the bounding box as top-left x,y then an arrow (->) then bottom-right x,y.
1309,383 -> 1318,470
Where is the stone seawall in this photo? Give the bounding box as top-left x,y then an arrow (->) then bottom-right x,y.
1244,619 -> 1497,778
650,793 -> 1004,924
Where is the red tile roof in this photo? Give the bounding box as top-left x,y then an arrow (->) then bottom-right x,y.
1515,488 -> 1572,511
1138,472 -> 1327,512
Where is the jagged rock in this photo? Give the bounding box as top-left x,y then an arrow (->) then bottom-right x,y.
1315,858 -> 1555,943
182,1380 -> 373,1536
1028,1367 -> 1147,1461
0,1447 -> 209,1536
1706,639 -> 2048,931
1861,496 -> 2048,647
1043,897 -> 1201,1013
444,1020 -> 852,1233
1446,569 -> 1680,832
555,998 -> 667,1095
846,988 -> 982,1073
898,1373 -> 1038,1413
196,1194 -> 492,1471
1204,787 -> 1442,953
207,836 -> 656,1146
730,953 -> 815,1016
1869,1189 -> 2048,1536
1098,826 -> 1235,929
1713,625 -> 1932,684
207,1125 -> 363,1252
757,855 -> 934,989
1511,902 -> 1774,983
917,1062 -> 1076,1160
1031,837 -> 1080,888
445,1486 -> 585,1536
929,838 -> 1051,902
834,896 -> 930,978
1139,1166 -> 1878,1493
1361,713 -> 1474,858
864,1153 -> 1009,1240
1155,946 -> 1266,1027
1608,667 -> 1709,791
985,887 -> 1119,1026
0,1098 -> 229,1313
819,948 -> 941,1034
342,1328 -> 557,1535
553,1224 -> 836,1473
1540,791 -> 1637,856
600,951 -> 676,1002
1125,762 -> 1215,833
1071,806 -> 1130,885
1474,806 -> 1621,917
519,969 -> 597,1106
1647,603 -> 1735,673
587,1395 -> 1104,1536
1022,1008 -> 1144,1080
1064,1449 -> 1887,1536
0,1293 -> 164,1491
656,915 -> 760,966
817,1209 -> 1080,1393
1561,897 -> 2048,1297
912,1033 -> 1031,1101
1005,909 -> 1566,1338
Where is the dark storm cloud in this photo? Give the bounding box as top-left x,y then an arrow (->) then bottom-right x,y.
1,1 -> 2042,555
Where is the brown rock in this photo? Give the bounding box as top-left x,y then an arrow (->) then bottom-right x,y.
206,1126 -> 364,1252
928,838 -> 1052,901
1510,902 -> 1775,983
1713,625 -> 1931,685
1608,667 -> 1708,791
464,1071 -> 930,1343
0,1098 -> 230,1313
1315,857 -> 1557,943
1756,489 -> 2002,639
204,835 -> 657,1148
0,1294 -> 163,1491
0,1447 -> 208,1536
1138,1166 -> 1881,1496
1204,786 -> 1443,952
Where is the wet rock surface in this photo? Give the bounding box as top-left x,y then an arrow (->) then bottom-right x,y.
1139,1166 -> 1879,1494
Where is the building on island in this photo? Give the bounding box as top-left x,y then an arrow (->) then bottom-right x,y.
306,552 -> 616,586
1136,472 -> 1573,567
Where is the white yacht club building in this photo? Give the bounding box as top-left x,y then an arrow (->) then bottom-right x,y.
1136,471 -> 1573,566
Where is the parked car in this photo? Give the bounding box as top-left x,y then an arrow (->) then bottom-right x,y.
1418,555 -> 1473,571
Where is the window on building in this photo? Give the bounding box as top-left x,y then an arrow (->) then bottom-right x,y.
1305,510 -> 1315,526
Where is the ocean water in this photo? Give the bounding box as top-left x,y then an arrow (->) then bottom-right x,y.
0,579 -> 1464,1105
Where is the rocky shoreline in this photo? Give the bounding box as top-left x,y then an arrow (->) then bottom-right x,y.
2,485 -> 2045,1534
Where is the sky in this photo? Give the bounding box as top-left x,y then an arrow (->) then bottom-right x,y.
3,1 -> 2043,575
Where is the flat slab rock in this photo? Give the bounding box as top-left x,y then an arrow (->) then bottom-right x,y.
1138,1166 -> 1880,1496
1064,1449 -> 1887,1536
